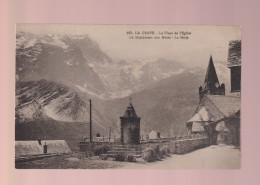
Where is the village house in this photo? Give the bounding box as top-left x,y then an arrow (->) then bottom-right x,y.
15,139 -> 71,159
148,130 -> 161,140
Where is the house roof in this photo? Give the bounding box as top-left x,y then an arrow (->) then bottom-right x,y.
15,141 -> 43,157
227,40 -> 241,68
15,140 -> 71,158
122,103 -> 138,117
148,130 -> 162,139
149,130 -> 158,138
202,56 -> 220,91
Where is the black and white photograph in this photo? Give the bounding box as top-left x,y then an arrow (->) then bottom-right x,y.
15,24 -> 241,169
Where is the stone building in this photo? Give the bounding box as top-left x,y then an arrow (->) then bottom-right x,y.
228,40 -> 241,95
120,102 -> 141,144
187,95 -> 240,145
187,41 -> 241,146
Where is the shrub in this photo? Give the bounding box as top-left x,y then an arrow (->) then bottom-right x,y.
93,145 -> 110,156
160,145 -> 171,157
152,145 -> 161,160
159,147 -> 166,157
126,154 -> 136,162
142,145 -> 171,162
142,145 -> 162,162
101,155 -> 108,160
114,153 -> 126,161
142,147 -> 154,162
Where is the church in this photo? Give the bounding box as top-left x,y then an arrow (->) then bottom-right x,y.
186,40 -> 241,146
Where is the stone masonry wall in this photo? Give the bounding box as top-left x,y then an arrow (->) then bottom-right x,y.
174,137 -> 209,154
79,137 -> 209,155
141,137 -> 209,154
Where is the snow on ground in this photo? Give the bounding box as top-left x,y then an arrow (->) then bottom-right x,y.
121,145 -> 240,169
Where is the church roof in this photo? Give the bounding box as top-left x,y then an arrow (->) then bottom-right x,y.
187,107 -> 215,122
189,95 -> 240,123
206,95 -> 240,118
227,40 -> 241,68
202,56 -> 220,91
122,103 -> 138,117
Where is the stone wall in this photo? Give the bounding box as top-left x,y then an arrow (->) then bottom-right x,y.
79,142 -> 111,152
141,137 -> 209,154
174,137 -> 209,154
79,137 -> 209,155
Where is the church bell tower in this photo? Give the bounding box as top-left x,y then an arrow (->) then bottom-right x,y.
199,55 -> 225,99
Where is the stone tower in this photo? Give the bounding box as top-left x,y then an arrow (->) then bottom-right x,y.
227,40 -> 241,94
120,100 -> 141,144
199,55 -> 225,99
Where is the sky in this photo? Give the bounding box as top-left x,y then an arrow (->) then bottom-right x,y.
16,24 -> 241,67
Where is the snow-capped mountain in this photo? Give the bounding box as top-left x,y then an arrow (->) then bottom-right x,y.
16,32 -> 189,99
16,32 -> 107,99
87,58 -> 187,98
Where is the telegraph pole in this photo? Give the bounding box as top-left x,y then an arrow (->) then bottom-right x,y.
109,127 -> 111,143
89,99 -> 92,143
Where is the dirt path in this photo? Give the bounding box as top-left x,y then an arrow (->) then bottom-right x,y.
121,145 -> 240,169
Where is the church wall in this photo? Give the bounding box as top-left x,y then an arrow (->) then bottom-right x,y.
225,118 -> 240,146
216,119 -> 240,146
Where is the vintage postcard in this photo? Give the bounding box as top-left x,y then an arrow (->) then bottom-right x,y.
15,24 -> 241,169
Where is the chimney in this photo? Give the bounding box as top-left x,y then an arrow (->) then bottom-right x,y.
43,142 -> 47,154
38,138 -> 42,145
157,132 -> 160,138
